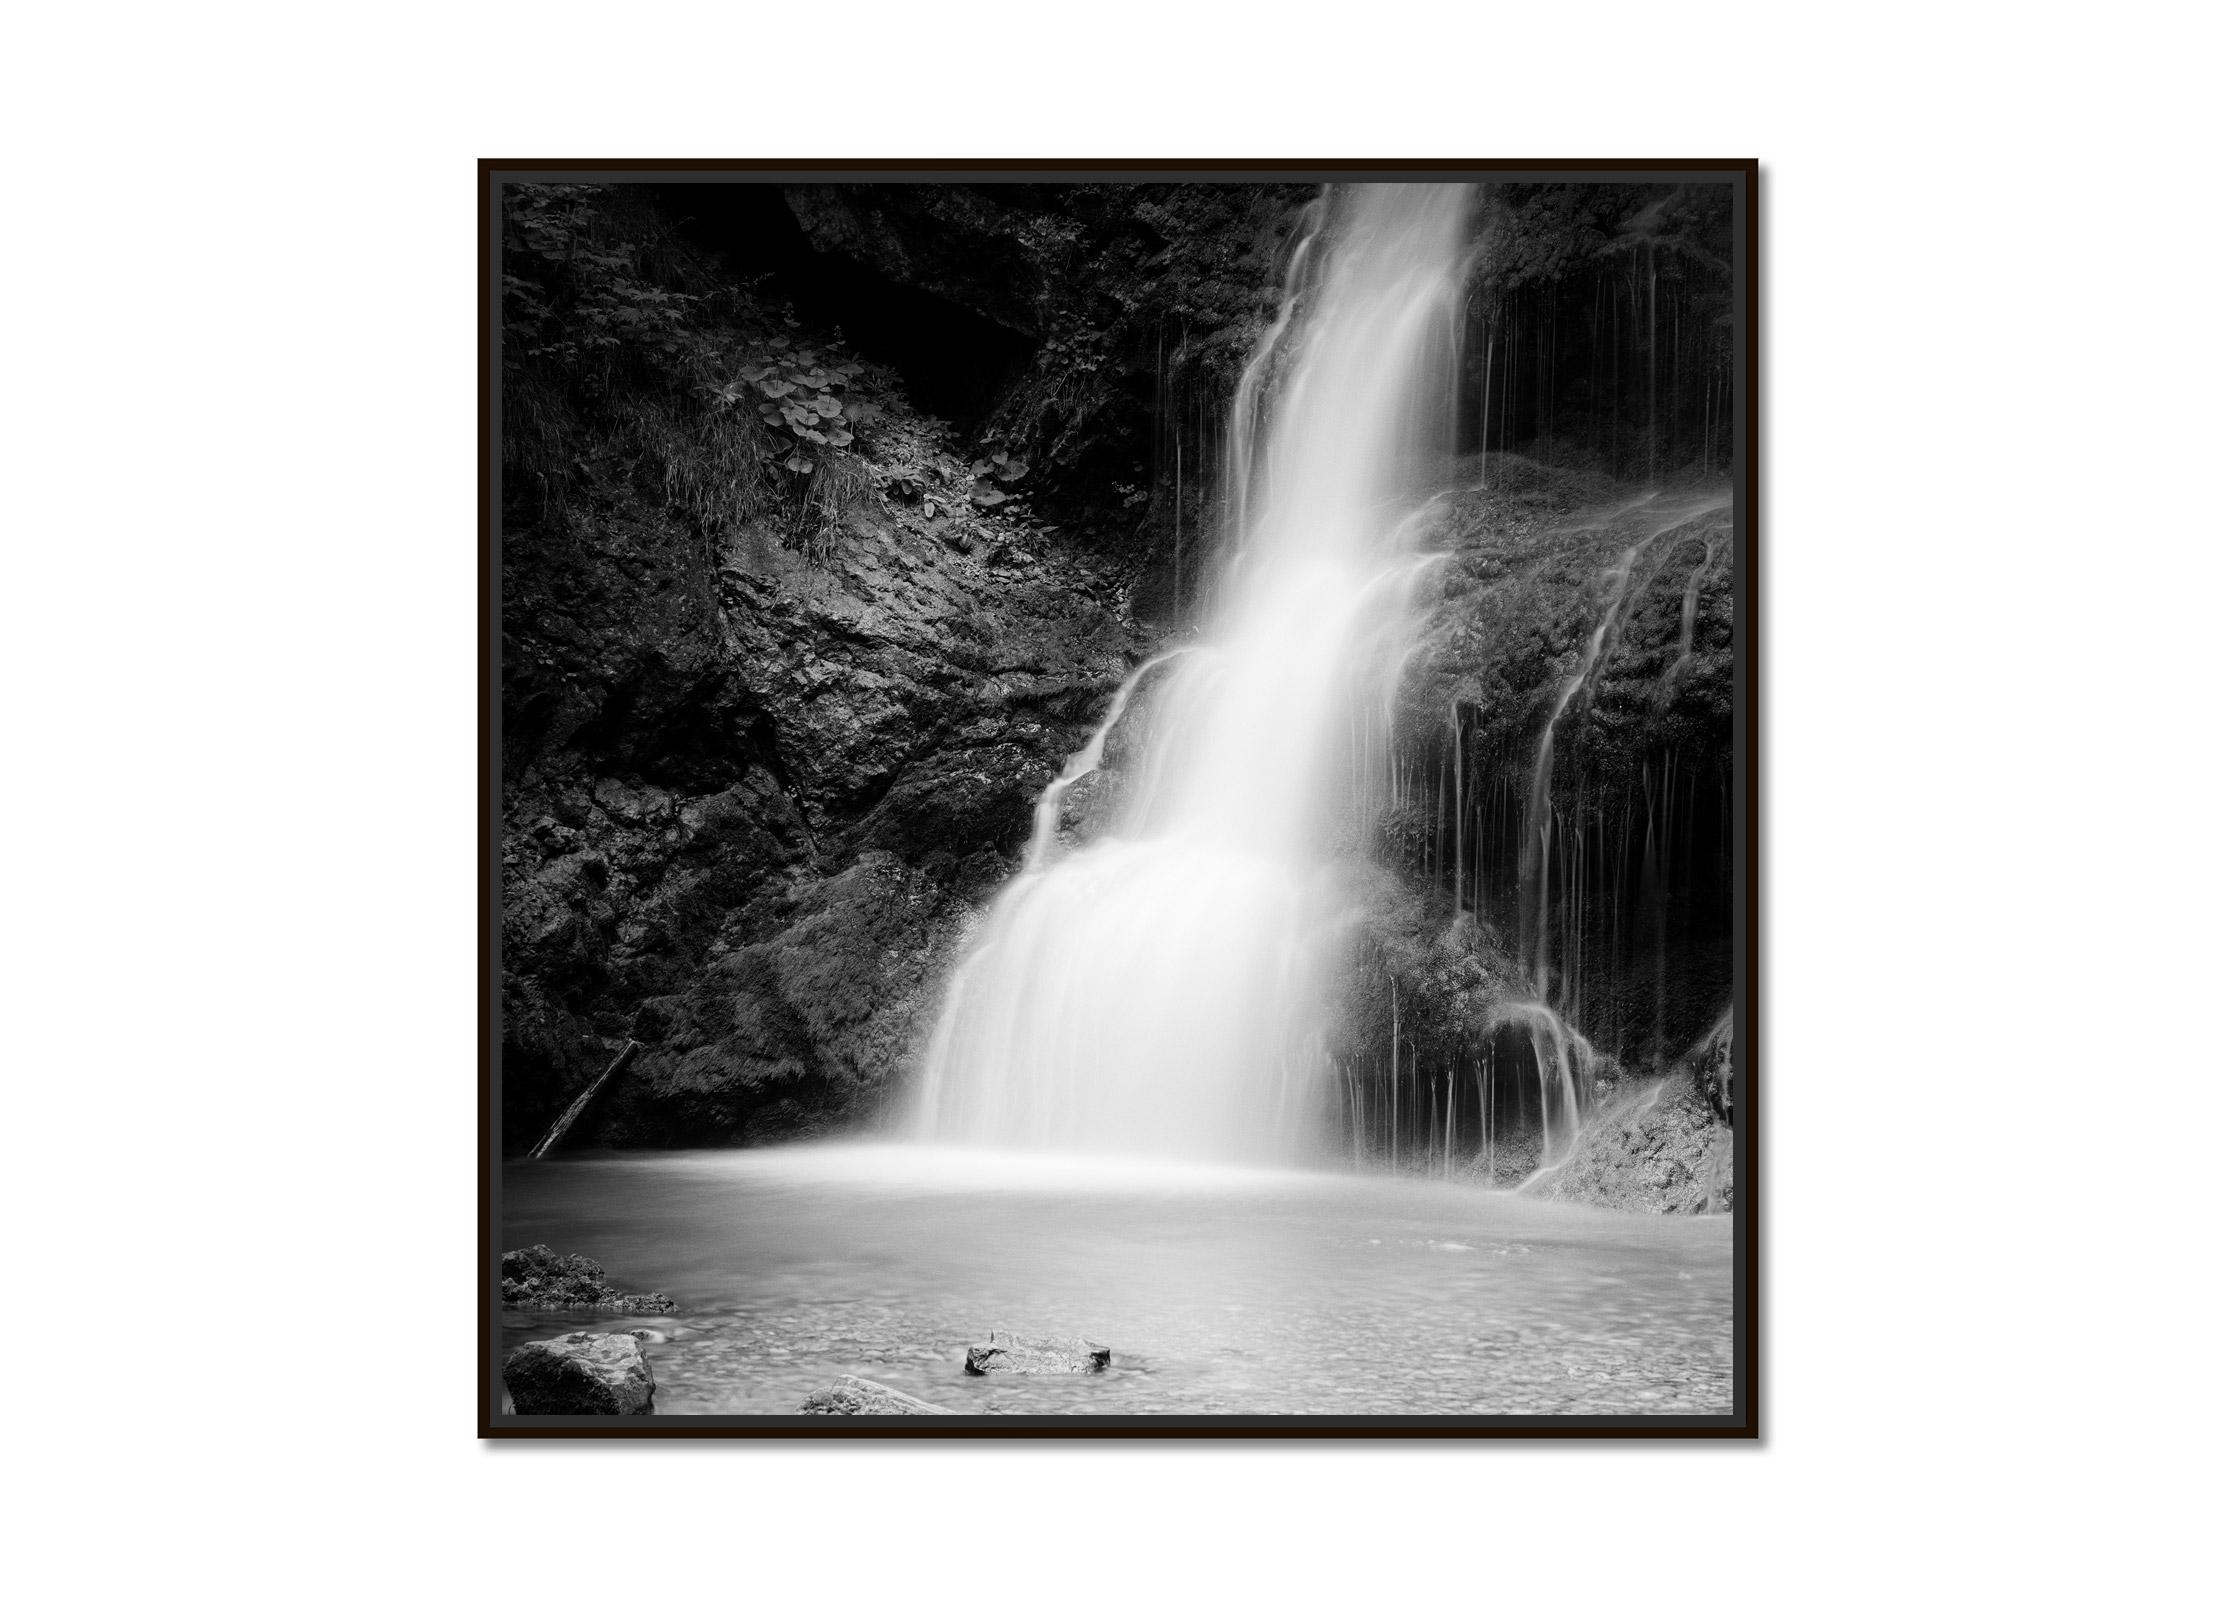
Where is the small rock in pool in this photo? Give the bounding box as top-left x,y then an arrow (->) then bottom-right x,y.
501,1244 -> 676,1315
964,1329 -> 1111,1375
504,1331 -> 656,1415
799,1375 -> 954,1416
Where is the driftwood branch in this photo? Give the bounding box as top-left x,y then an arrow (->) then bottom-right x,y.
528,1038 -> 641,1160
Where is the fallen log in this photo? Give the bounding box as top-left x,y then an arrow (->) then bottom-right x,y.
528,1039 -> 639,1160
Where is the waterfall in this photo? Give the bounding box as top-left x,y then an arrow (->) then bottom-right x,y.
1491,1000 -> 1598,1172
1657,533 -> 1719,708
1507,496 -> 1726,1167
1519,539 -> 1646,997
1223,195 -> 1327,557
1517,498 -> 1726,996
917,184 -> 1473,1161
1021,648 -> 1191,870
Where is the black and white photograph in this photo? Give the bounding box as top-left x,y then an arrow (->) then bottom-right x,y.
485,167 -> 1754,1431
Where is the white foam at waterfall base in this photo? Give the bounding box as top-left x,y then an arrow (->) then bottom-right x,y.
917,184 -> 1472,1161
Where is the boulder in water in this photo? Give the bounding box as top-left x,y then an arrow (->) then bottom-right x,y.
501,1244 -> 676,1314
964,1330 -> 1111,1375
799,1375 -> 954,1415
503,1331 -> 656,1415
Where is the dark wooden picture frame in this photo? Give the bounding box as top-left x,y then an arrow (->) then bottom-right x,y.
480,159 -> 1759,1439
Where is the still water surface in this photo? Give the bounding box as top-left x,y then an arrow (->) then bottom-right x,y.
502,1142 -> 1733,1416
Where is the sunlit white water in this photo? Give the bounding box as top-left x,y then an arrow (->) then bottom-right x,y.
918,185 -> 1473,1159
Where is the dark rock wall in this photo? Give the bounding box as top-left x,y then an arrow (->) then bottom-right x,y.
503,462 -> 1146,1148
778,182 -> 1321,619
500,186 -> 1157,1152
1460,183 -> 1738,482
1326,460 -> 1736,1166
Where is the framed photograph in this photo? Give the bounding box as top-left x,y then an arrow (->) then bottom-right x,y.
481,160 -> 1758,1437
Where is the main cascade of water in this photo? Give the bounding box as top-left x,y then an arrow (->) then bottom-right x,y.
917,184 -> 1472,1161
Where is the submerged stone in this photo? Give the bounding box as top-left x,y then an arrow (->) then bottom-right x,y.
799,1375 -> 954,1415
964,1329 -> 1111,1375
504,1331 -> 656,1415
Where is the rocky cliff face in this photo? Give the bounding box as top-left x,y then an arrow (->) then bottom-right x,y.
1320,459 -> 1736,1174
503,431 -> 1151,1150
498,185 -> 1189,1152
779,182 -> 1318,613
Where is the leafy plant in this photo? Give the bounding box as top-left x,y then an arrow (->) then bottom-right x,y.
705,334 -> 891,472
963,450 -> 1028,506
502,185 -> 711,379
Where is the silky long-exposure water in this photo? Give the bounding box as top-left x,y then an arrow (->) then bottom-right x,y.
504,1145 -> 1733,1416
917,184 -> 1473,1160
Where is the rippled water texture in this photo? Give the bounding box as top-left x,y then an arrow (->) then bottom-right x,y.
502,1144 -> 1733,1416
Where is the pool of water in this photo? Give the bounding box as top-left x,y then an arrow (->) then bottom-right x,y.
500,1141 -> 1734,1417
